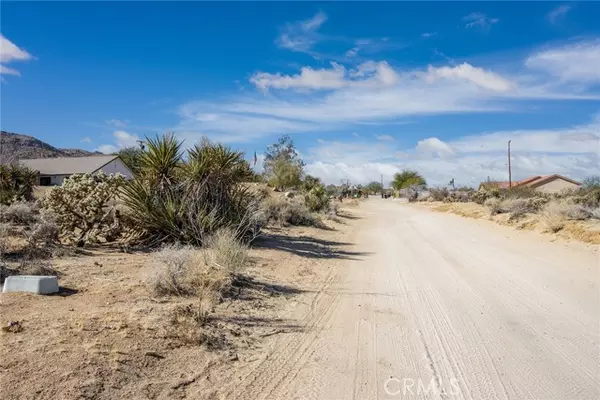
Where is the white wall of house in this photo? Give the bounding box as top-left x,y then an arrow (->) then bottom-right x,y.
94,158 -> 134,179
534,178 -> 580,194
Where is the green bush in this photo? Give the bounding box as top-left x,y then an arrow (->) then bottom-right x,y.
304,184 -> 330,212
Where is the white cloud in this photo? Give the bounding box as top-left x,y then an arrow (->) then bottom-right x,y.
547,4 -> 572,24
276,11 -> 327,54
251,63 -> 347,91
80,137 -> 92,144
96,130 -> 141,153
176,39 -> 600,142
0,35 -> 33,79
421,32 -> 437,38
105,119 -> 128,128
525,40 -> 600,82
302,114 -> 599,186
0,65 -> 20,76
97,144 -> 118,154
376,134 -> 395,142
416,137 -> 456,158
175,104 -> 317,143
250,61 -> 399,92
463,12 -> 499,29
425,63 -> 514,92
0,35 -> 32,63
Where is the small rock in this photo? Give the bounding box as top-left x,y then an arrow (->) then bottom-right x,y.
2,321 -> 23,333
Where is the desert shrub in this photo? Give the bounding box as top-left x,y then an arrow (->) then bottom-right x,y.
505,186 -> 538,199
0,164 -> 37,204
260,197 -> 322,227
503,198 -> 533,221
1,201 -> 38,225
149,230 -> 248,298
541,201 -> 568,232
148,244 -> 199,296
301,175 -> 321,193
563,204 -> 592,220
570,187 -> 600,208
325,201 -> 342,223
26,219 -> 60,248
38,172 -> 125,246
304,184 -> 330,212
484,198 -> 505,216
202,228 -> 248,275
590,207 -> 600,220
122,136 -> 258,246
429,187 -> 449,201
582,176 -> 600,189
148,232 -> 249,324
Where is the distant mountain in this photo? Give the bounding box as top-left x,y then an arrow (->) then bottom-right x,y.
0,131 -> 102,162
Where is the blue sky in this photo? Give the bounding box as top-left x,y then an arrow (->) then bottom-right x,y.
1,2 -> 599,186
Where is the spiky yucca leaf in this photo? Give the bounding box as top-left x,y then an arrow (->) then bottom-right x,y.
139,134 -> 183,188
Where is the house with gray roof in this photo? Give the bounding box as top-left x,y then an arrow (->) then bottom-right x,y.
20,155 -> 134,186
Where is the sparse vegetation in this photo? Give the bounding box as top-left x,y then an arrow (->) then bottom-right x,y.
148,229 -> 249,325
259,196 -> 323,228
541,201 -> 569,232
1,200 -> 38,225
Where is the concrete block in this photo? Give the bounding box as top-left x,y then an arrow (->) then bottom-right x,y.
2,275 -> 59,295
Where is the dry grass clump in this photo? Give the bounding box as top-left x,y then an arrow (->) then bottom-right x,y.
539,200 -> 589,232
1,201 -> 38,225
147,229 -> 249,326
484,198 -> 504,216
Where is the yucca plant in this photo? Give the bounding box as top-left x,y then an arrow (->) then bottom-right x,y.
138,133 -> 183,189
0,164 -> 37,204
121,135 -> 260,245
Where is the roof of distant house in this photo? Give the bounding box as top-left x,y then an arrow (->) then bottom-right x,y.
480,174 -> 582,189
20,155 -> 119,175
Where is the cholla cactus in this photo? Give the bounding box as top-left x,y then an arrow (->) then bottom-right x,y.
38,172 -> 125,246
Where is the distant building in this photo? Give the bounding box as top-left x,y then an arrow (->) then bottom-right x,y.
478,174 -> 582,194
20,155 -> 134,186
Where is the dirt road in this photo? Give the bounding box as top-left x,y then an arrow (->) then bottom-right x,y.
231,198 -> 599,399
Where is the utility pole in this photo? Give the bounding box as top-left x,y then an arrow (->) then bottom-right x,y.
508,140 -> 512,189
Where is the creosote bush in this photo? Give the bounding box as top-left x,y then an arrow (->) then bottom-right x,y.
304,184 -> 330,212
260,196 -> 323,228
